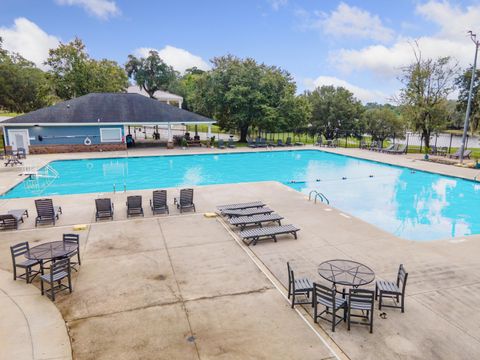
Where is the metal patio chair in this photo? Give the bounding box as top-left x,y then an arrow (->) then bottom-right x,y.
63,233 -> 81,271
375,264 -> 408,313
313,283 -> 347,332
347,288 -> 375,333
11,242 -> 42,283
40,258 -> 72,301
287,262 -> 313,308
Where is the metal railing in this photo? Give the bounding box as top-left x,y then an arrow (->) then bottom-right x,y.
308,190 -> 330,204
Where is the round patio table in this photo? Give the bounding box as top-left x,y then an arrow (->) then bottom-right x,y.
25,241 -> 78,261
318,259 -> 375,288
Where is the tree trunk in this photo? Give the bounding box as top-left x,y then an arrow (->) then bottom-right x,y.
239,126 -> 249,142
423,130 -> 431,149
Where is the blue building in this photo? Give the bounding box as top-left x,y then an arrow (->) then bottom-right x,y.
0,93 -> 215,154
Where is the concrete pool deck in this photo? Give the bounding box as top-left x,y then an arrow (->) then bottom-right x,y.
1,147 -> 480,359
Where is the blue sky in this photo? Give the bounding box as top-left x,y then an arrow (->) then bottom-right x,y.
1,0 -> 479,103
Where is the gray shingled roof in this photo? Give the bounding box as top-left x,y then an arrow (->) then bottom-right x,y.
1,93 -> 214,125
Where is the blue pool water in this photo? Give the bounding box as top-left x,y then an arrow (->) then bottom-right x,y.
2,150 -> 479,241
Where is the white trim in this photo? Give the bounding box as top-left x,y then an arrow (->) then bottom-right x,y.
100,128 -> 122,143
7,129 -> 30,154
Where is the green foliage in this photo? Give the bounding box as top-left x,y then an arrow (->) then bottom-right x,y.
46,37 -> 128,100
455,67 -> 480,132
361,107 -> 404,142
125,50 -> 178,98
186,55 -> 309,141
397,47 -> 458,148
0,37 -> 54,112
305,85 -> 364,139
168,68 -> 205,110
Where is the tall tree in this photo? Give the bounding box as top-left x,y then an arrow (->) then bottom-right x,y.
455,67 -> 480,133
0,37 -> 53,112
361,107 -> 405,143
187,55 -> 308,141
125,50 -> 178,98
397,47 -> 458,149
305,85 -> 364,139
46,37 -> 128,100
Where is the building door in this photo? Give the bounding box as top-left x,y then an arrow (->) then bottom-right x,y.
8,129 -> 30,154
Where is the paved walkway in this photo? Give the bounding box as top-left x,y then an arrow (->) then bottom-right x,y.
0,270 -> 71,360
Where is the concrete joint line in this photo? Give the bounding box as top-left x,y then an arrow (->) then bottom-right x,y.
217,217 -> 346,360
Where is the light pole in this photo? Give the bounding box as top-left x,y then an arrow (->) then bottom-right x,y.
460,31 -> 480,163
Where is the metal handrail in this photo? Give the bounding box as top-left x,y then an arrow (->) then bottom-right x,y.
308,190 -> 330,204
314,192 -> 330,205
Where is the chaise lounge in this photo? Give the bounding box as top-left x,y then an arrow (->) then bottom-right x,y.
240,224 -> 300,246
229,213 -> 284,230
221,207 -> 274,218
126,196 -> 144,217
35,199 -> 62,227
95,198 -> 114,221
151,190 -> 169,215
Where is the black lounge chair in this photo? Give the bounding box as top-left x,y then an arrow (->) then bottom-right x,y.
247,138 -> 256,148
449,149 -> 471,159
239,224 -> 299,246
35,198 -> 62,227
218,139 -> 226,149
375,264 -> 408,313
313,283 -> 347,332
277,139 -> 285,147
95,198 -> 114,221
287,262 -> 313,308
126,196 -> 144,217
0,214 -> 18,230
315,137 -> 323,146
175,188 -> 196,213
256,138 -> 267,148
40,258 -> 72,301
285,137 -> 293,146
151,190 -> 169,215
347,288 -> 375,333
216,201 -> 265,211
63,233 -> 81,271
227,138 -> 236,148
0,209 -> 28,230
221,207 -> 274,218
11,242 -> 42,283
229,213 -> 283,230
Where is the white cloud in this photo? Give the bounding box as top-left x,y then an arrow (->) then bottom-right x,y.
135,45 -> 210,74
268,0 -> 288,11
416,0 -> 480,39
304,75 -> 387,103
297,2 -> 394,43
331,1 -> 478,77
0,18 -> 60,69
55,0 -> 120,19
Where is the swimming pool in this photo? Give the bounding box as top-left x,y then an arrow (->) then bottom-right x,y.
2,150 -> 479,241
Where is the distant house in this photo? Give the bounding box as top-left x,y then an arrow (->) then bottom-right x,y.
127,85 -> 183,108
0,93 -> 214,154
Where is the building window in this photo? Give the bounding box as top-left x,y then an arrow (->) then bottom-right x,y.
100,128 -> 122,143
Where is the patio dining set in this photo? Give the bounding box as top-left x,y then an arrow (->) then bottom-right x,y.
288,260 -> 408,333
10,233 -> 80,301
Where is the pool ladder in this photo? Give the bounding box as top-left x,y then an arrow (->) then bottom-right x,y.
113,183 -> 127,193
308,190 -> 330,205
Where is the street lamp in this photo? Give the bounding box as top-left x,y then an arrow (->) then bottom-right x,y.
460,31 -> 480,164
